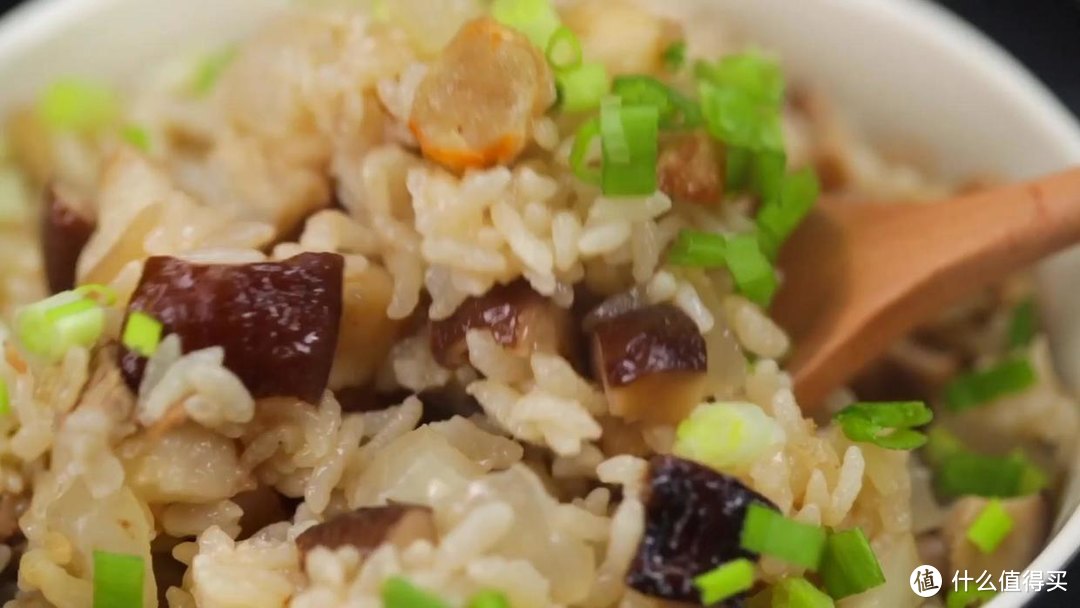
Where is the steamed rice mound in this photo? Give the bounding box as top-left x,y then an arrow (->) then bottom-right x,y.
0,1 -> 1073,608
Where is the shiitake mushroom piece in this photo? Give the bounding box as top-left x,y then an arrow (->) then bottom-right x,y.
41,183 -> 95,294
590,303 -> 708,425
627,455 -> 776,604
429,280 -> 573,369
295,504 -> 437,564
119,252 -> 344,403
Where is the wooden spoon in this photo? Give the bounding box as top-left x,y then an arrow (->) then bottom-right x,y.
770,167 -> 1080,411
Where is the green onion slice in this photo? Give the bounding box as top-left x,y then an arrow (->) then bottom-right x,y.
93,550 -> 145,608
492,0 -> 561,49
756,168 -> 820,259
192,47 -> 237,96
772,577 -> 835,608
739,503 -> 826,569
546,26 -> 583,72
668,231 -> 777,306
834,401 -> 933,451
935,451 -> 1047,499
121,125 -> 151,152
39,79 -> 119,134
599,98 -> 659,196
382,577 -> 449,608
1006,298 -> 1036,349
693,558 -> 755,605
966,499 -> 1014,554
724,233 -> 777,306
819,528 -> 885,600
944,357 -> 1037,411
556,62 -> 609,113
675,402 -> 781,472
466,590 -> 511,608
611,75 -> 702,129
0,376 -> 10,417
122,312 -> 164,358
662,40 -> 688,72
569,117 -> 601,184
695,53 -> 785,107
15,291 -> 107,363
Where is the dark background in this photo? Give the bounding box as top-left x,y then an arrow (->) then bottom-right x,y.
0,0 -> 1079,605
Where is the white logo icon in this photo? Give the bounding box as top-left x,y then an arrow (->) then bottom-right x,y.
910,565 -> 943,597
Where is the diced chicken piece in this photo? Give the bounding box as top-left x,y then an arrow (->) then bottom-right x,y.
627,455 -> 774,604
563,1 -> 681,76
944,494 -> 1048,576
409,18 -> 555,172
590,304 -> 708,424
429,280 -> 573,368
295,504 -> 437,562
120,253 -> 344,403
657,132 -> 725,205
329,266 -> 405,390
41,183 -> 95,294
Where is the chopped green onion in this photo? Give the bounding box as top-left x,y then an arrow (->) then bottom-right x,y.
492,0 -> 561,49
599,98 -> 659,196
556,62 -> 609,113
724,233 -> 778,306
675,402 -> 782,473
662,40 -> 687,72
569,118 -> 601,184
546,26 -> 582,72
0,377 -> 9,417
935,451 -> 1046,498
611,75 -> 702,129
93,550 -> 145,608
699,82 -> 785,153
756,168 -> 820,259
923,426 -> 964,467
668,230 -> 727,267
695,53 -> 785,108
122,312 -> 164,358
966,499 -> 1014,553
192,48 -> 237,96
693,558 -> 755,605
668,231 -> 777,305
15,291 -> 107,363
944,357 -> 1037,411
834,401 -> 933,451
467,590 -> 511,608
739,503 -> 826,569
947,588 -> 996,608
382,577 -> 449,608
120,125 -> 151,152
39,79 -> 118,133
1006,298 -> 1036,349
819,528 -> 885,600
772,577 -> 835,608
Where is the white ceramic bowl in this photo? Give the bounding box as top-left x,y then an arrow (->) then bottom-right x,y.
0,0 -> 1078,606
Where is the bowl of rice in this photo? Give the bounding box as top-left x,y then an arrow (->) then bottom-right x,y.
0,0 -> 1078,607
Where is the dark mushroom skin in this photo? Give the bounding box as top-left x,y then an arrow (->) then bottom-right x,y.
119,252 -> 344,403
627,455 -> 776,604
429,280 -> 572,368
590,304 -> 708,424
295,504 -> 437,562
41,184 -> 95,294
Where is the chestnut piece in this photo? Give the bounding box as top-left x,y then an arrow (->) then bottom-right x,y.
120,252 -> 343,403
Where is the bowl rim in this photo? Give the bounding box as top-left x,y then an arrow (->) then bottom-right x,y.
0,0 -> 1079,606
